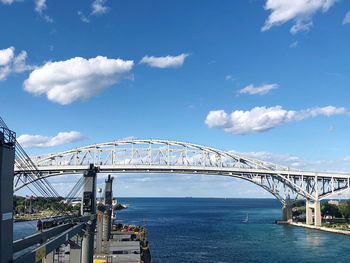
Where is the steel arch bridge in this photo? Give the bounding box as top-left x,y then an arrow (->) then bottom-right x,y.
13,139 -> 350,204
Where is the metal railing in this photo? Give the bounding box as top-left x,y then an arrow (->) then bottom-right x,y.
0,127 -> 16,144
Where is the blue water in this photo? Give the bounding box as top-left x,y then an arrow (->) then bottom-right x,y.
116,198 -> 350,263
14,198 -> 350,262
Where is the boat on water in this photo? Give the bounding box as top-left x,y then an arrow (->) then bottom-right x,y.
242,213 -> 248,223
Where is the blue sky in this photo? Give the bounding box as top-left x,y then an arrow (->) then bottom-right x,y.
2,0 -> 350,198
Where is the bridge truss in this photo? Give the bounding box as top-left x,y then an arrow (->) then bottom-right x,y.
14,139 -> 350,204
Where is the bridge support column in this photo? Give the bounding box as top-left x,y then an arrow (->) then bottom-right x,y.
314,201 -> 321,227
306,200 -> 313,225
103,175 -> 113,242
282,204 -> 293,222
0,130 -> 15,263
306,200 -> 321,226
81,164 -> 97,263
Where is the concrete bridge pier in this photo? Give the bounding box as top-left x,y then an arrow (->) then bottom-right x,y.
282,204 -> 293,222
306,201 -> 313,225
306,200 -> 321,227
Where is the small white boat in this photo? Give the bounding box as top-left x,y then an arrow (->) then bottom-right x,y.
242,213 -> 248,223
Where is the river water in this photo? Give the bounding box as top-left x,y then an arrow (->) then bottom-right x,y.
14,198 -> 350,262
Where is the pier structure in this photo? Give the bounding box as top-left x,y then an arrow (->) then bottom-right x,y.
282,204 -> 292,222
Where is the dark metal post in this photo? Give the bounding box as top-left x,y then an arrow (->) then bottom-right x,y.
96,211 -> 103,254
0,130 -> 15,263
103,175 -> 113,242
81,164 -> 97,263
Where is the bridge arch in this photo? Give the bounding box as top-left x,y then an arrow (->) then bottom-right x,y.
14,139 -> 350,203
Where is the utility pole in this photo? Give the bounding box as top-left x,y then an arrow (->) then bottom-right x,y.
81,164 -> 98,263
103,175 -> 113,242
0,128 -> 15,263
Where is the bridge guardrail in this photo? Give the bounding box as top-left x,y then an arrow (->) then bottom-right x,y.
13,222 -> 87,263
13,216 -> 90,256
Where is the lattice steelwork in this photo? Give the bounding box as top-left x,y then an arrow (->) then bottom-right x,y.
14,139 -> 350,203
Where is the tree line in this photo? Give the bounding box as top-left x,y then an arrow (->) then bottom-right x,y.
292,199 -> 350,219
13,195 -> 80,214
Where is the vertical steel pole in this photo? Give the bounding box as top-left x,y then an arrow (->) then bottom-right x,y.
0,130 -> 15,263
81,164 -> 97,263
103,175 -> 113,242
96,212 -> 103,254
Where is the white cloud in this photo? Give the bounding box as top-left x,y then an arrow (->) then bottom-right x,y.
78,0 -> 109,22
238,83 -> 278,95
78,10 -> 90,23
343,156 -> 350,162
343,11 -> 350,25
17,131 -> 84,148
205,105 -> 346,135
290,21 -> 313,34
232,149 -> 350,173
0,0 -> 21,4
289,41 -> 298,48
23,56 -> 134,105
13,51 -> 34,72
234,150 -> 350,171
235,150 -> 313,168
262,0 -> 337,34
34,0 -> 46,14
140,53 -> 189,68
0,47 -> 14,66
0,46 -> 34,81
225,75 -> 235,81
0,66 -> 11,80
42,14 -> 53,23
91,0 -> 109,15
34,0 -> 53,22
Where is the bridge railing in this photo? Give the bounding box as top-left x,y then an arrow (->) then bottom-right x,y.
13,216 -> 91,263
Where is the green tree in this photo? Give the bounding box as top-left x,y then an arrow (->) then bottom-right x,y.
16,205 -> 25,213
321,203 -> 342,218
291,200 -> 305,208
339,199 -> 350,220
